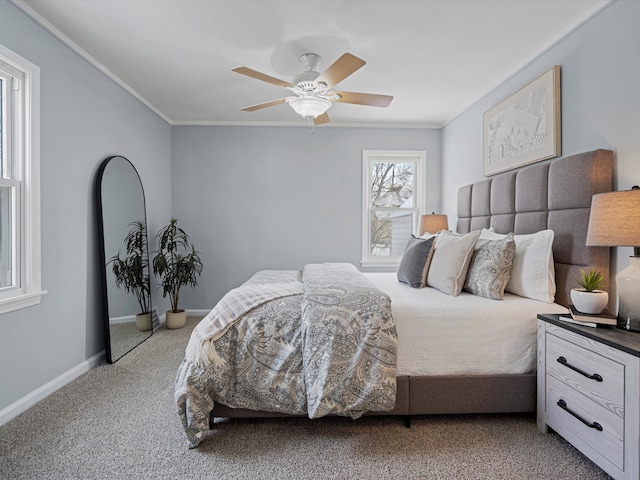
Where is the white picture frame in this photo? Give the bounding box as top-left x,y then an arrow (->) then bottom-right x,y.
483,65 -> 561,176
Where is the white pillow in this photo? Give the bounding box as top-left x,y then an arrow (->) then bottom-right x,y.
427,230 -> 480,296
479,228 -> 556,303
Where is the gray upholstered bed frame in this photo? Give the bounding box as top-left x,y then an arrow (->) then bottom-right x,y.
210,149 -> 614,422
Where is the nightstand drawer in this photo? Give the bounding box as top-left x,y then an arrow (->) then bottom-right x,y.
546,332 -> 624,414
546,375 -> 624,469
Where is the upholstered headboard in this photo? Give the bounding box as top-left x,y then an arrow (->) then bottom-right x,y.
456,149 -> 613,307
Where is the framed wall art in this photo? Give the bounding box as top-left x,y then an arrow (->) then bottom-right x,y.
483,65 -> 561,176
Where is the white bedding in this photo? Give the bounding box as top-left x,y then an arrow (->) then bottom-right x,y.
364,273 -> 568,376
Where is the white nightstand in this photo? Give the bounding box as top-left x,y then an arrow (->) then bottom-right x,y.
537,314 -> 640,480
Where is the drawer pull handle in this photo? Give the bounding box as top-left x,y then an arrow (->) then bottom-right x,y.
557,356 -> 603,382
557,399 -> 603,431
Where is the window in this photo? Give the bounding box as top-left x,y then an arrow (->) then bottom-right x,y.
0,44 -> 44,314
362,150 -> 426,268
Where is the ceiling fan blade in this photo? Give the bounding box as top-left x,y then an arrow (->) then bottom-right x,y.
313,112 -> 331,125
240,98 -> 289,112
332,91 -> 393,108
232,67 -> 294,89
315,53 -> 366,90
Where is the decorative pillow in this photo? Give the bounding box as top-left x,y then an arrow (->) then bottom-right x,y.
397,235 -> 436,288
463,233 -> 516,300
427,230 -> 480,296
479,228 -> 556,303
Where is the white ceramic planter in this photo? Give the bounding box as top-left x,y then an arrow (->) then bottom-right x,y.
570,288 -> 608,315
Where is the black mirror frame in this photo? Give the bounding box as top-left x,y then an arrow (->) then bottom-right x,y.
96,155 -> 152,363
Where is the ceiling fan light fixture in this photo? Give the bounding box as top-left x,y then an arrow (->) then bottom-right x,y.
288,96 -> 332,119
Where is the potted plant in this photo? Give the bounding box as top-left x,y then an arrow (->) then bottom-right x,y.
570,268 -> 608,314
108,220 -> 152,331
152,218 -> 203,329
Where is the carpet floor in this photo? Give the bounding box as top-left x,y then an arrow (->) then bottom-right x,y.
0,316 -> 611,479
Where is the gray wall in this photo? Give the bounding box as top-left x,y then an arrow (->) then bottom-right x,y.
171,126 -> 441,309
441,0 -> 640,303
0,2 -> 172,412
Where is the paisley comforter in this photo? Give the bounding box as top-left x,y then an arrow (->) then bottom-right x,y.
175,263 -> 397,447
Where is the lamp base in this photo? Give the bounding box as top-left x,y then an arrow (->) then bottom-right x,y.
616,256 -> 640,332
617,316 -> 640,332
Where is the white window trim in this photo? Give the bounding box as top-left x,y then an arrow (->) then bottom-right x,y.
0,43 -> 45,314
361,150 -> 426,268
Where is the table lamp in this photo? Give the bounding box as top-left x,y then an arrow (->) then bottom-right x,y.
586,186 -> 640,331
419,212 -> 449,236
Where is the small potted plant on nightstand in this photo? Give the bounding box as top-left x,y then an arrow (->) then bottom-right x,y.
570,268 -> 608,314
152,218 -> 203,329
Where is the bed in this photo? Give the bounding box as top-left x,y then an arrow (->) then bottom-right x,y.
175,149 -> 613,447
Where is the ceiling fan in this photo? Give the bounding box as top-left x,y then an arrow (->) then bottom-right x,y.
232,53 -> 393,125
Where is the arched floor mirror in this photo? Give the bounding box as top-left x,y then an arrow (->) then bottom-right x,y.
96,155 -> 152,363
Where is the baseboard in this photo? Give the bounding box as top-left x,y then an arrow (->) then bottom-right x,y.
109,314 -> 136,325
0,350 -> 105,427
186,309 -> 209,316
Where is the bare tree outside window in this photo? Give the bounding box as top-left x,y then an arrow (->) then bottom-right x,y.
369,162 -> 414,257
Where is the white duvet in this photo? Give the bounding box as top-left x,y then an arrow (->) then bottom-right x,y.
364,273 -> 568,376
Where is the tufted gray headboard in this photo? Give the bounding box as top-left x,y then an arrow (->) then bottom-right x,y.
456,149 -> 613,307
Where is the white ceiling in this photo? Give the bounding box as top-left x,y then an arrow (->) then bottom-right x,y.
14,0 -> 610,127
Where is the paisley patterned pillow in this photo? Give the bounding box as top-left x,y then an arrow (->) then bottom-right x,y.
463,233 -> 516,300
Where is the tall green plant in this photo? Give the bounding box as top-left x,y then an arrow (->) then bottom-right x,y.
152,218 -> 203,313
108,220 -> 150,315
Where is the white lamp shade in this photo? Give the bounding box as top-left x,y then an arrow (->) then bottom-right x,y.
288,96 -> 331,119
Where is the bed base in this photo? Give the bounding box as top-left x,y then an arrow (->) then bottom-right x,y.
209,374 -> 536,426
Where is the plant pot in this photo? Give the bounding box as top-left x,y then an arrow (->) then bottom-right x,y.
166,309 -> 187,329
135,312 -> 152,332
570,288 -> 608,315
